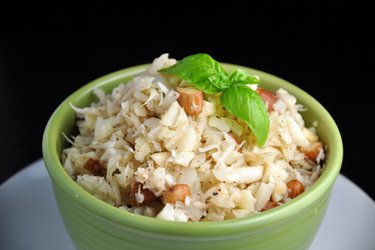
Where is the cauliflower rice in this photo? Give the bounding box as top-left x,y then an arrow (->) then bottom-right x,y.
61,54 -> 325,222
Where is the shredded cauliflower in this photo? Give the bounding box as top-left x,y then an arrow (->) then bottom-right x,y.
61,54 -> 325,222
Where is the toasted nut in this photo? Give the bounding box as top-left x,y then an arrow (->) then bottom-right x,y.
129,182 -> 158,207
300,142 -> 323,163
256,88 -> 278,112
176,87 -> 203,116
83,159 -> 105,176
287,179 -> 305,199
163,184 -> 192,204
261,201 -> 279,212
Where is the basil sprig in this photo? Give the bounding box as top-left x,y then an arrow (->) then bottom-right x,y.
159,53 -> 269,146
159,53 -> 229,94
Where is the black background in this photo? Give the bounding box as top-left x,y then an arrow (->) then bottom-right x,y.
1,1 -> 373,200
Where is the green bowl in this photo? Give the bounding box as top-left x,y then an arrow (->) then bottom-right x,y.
42,63 -> 343,250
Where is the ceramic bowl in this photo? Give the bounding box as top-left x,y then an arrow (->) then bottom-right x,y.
42,63 -> 343,250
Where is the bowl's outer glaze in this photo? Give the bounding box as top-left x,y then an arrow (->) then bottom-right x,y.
43,64 -> 343,250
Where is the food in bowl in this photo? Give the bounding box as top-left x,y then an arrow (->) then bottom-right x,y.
61,53 -> 325,222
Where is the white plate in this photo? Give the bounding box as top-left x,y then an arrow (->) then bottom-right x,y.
1,159 -> 374,250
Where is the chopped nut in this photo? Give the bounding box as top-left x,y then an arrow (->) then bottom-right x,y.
83,159 -> 105,176
129,182 -> 158,207
261,201 -> 279,212
163,184 -> 192,204
176,87 -> 203,116
300,142 -> 323,163
287,179 -> 305,198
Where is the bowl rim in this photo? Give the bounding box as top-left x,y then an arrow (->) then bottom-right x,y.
42,63 -> 343,237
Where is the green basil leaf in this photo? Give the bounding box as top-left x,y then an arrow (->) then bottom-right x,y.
228,68 -> 260,86
159,53 -> 230,94
220,85 -> 269,146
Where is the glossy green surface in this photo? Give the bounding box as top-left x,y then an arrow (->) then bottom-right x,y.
43,64 -> 343,250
